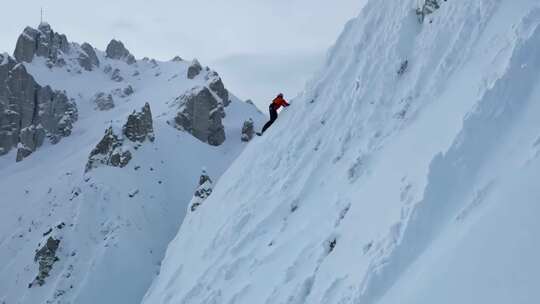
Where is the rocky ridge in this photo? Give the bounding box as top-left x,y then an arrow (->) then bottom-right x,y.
86,102 -> 154,172
0,53 -> 77,161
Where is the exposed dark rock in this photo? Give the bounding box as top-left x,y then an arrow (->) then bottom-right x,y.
190,170 -> 213,212
128,189 -> 140,198
206,71 -> 230,106
416,0 -> 441,23
16,125 -> 46,162
93,92 -> 115,111
78,42 -> 100,71
37,86 -> 78,142
171,56 -> 183,62
397,60 -> 408,76
328,238 -> 337,253
86,104 -> 155,172
187,59 -> 202,79
105,39 -> 136,64
111,68 -> 124,82
123,85 -> 134,96
123,103 -> 155,143
241,118 -> 255,142
16,146 -> 34,162
30,237 -> 60,287
172,86 -> 225,146
14,23 -> 70,65
112,85 -> 134,98
85,126 -> 132,172
43,228 -> 53,236
0,54 -> 77,160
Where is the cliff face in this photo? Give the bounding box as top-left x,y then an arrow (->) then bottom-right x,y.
14,23 -> 70,66
0,53 -> 76,161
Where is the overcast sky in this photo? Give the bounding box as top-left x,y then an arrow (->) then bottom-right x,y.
0,0 -> 364,107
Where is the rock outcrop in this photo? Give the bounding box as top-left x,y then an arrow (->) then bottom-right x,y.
123,102 -> 155,143
93,92 -> 115,111
416,0 -> 441,23
171,56 -> 183,62
123,85 -> 134,96
105,39 -> 136,64
206,71 -> 230,106
78,42 -> 100,71
241,119 -> 255,142
30,237 -> 60,287
187,59 -> 202,79
86,103 -> 155,172
111,68 -> 124,82
190,170 -> 213,212
85,126 -> 132,172
172,86 -> 226,146
0,53 -> 77,160
14,23 -> 70,65
37,85 -> 78,143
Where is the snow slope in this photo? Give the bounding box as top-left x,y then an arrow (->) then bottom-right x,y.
0,28 -> 263,304
142,0 -> 540,303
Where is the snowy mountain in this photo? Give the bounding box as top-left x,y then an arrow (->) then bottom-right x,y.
0,23 -> 264,304
142,0 -> 540,303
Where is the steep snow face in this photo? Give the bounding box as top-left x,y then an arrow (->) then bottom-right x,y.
143,1 -> 540,303
0,26 -> 264,304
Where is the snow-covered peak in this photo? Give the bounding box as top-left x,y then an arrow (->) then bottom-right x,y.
0,22 -> 265,304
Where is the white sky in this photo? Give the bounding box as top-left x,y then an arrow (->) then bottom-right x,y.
0,0 -> 364,107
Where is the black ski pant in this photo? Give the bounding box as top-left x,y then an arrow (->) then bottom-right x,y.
261,105 -> 278,134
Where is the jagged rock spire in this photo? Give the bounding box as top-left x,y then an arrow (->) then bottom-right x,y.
106,39 -> 136,64
187,59 -> 203,79
13,23 -> 70,64
172,86 -> 226,146
123,102 -> 155,143
79,42 -> 100,71
86,103 -> 155,172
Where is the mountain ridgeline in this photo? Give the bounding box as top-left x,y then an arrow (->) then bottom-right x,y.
0,22 -> 263,304
0,22 -> 253,164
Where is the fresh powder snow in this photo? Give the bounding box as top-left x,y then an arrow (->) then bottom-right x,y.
142,0 -> 540,303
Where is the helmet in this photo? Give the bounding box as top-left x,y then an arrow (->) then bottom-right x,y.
277,93 -> 284,98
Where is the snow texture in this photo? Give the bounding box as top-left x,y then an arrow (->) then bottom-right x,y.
143,0 -> 540,304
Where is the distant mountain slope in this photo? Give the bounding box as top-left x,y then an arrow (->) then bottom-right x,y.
142,0 -> 540,303
0,23 -> 263,304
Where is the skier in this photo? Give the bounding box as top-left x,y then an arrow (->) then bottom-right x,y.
257,93 -> 290,136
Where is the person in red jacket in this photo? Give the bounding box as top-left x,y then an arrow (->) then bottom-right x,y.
257,93 -> 290,136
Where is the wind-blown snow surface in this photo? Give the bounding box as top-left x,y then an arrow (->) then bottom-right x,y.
0,42 -> 263,303
143,1 -> 540,303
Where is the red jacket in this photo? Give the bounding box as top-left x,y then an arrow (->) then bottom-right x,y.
271,96 -> 290,110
